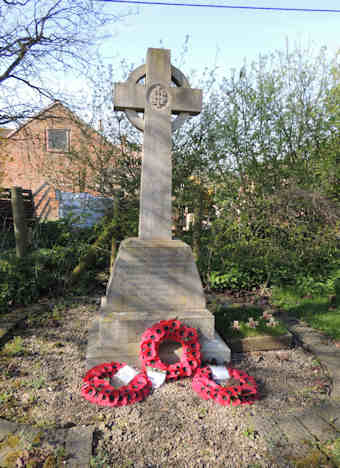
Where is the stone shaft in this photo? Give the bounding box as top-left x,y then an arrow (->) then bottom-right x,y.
114,48 -> 202,240
140,49 -> 172,240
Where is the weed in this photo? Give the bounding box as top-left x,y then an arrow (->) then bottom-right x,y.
324,437 -> 340,466
0,434 -> 20,450
55,445 -> 66,460
35,418 -> 57,429
31,377 -> 45,390
311,358 -> 322,368
27,393 -> 39,405
0,392 -> 12,403
197,407 -> 209,418
243,427 -> 258,440
90,451 -> 111,468
51,306 -> 62,322
1,336 -> 24,356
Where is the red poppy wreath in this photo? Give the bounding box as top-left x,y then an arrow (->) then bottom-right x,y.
81,361 -> 152,407
139,319 -> 201,381
192,365 -> 258,406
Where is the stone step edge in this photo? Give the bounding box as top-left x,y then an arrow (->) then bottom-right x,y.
0,419 -> 93,467
277,312 -> 340,400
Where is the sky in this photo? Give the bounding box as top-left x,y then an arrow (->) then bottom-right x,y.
98,0 -> 340,79
3,0 -> 339,128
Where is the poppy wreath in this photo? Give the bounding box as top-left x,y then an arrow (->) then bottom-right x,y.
192,365 -> 258,406
139,319 -> 201,381
81,361 -> 152,407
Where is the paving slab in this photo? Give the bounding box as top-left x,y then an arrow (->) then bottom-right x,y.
276,414 -> 313,444
330,376 -> 340,401
15,424 -> 43,445
296,410 -> 339,442
313,403 -> 340,431
282,314 -> 340,403
0,419 -> 93,468
0,419 -> 18,441
0,425 -> 41,467
250,414 -> 287,447
65,425 -> 93,468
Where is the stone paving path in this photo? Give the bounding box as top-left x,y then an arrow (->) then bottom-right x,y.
249,313 -> 340,465
0,419 -> 93,467
0,307 -> 340,467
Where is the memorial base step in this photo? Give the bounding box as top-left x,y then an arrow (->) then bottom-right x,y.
86,315 -> 231,370
86,237 -> 231,370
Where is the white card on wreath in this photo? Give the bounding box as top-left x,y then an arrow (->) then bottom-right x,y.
146,366 -> 167,388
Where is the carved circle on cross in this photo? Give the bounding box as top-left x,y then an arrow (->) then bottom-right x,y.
148,84 -> 169,110
125,64 -> 190,132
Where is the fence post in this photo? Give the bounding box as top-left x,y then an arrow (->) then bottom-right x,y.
11,186 -> 28,258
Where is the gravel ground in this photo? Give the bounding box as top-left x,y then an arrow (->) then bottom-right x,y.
0,296 -> 332,467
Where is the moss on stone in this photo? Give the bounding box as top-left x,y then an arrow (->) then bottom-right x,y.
291,449 -> 332,468
3,450 -> 24,467
31,431 -> 43,446
0,434 -> 20,449
42,454 -> 57,468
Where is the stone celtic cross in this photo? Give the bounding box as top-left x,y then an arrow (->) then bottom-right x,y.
114,48 -> 202,240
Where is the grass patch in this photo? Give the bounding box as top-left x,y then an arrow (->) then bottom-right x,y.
213,304 -> 288,339
271,286 -> 340,341
1,336 -> 25,357
325,437 -> 340,466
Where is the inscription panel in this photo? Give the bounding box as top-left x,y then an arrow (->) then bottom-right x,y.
106,239 -> 206,312
120,261 -> 190,310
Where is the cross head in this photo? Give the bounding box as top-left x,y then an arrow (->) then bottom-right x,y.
114,48 -> 202,240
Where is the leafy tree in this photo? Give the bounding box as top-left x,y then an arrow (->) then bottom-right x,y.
172,66 -> 220,257
172,45 -> 340,288
315,50 -> 340,201
29,43 -> 339,290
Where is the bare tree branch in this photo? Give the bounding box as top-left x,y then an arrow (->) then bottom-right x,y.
0,0 -> 131,126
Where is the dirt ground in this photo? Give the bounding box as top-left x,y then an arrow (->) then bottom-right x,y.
0,295 -> 333,467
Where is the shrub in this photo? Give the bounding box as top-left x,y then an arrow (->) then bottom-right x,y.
0,220 -> 109,312
203,189 -> 340,292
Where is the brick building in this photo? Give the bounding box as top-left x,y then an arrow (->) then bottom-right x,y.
0,102 -> 116,220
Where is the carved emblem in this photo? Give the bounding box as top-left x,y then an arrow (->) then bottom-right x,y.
149,84 -> 169,110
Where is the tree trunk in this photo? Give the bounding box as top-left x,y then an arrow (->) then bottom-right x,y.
11,186 -> 28,258
69,199 -> 119,285
68,222 -> 115,285
192,185 -> 204,261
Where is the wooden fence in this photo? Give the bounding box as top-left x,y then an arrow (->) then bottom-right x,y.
0,187 -> 35,228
